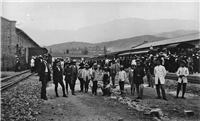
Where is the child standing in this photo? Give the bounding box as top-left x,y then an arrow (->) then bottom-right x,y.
118,65 -> 127,95
175,60 -> 189,99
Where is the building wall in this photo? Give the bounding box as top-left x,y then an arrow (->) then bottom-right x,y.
1,17 -> 40,71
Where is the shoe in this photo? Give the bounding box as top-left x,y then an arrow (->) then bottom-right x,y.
63,95 -> 68,97
174,96 -> 178,99
163,98 -> 168,101
43,97 -> 48,100
156,96 -> 161,99
136,97 -> 140,99
181,97 -> 186,99
56,95 -> 59,97
72,93 -> 76,95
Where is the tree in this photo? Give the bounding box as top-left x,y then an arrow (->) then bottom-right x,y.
49,48 -> 52,53
66,49 -> 69,54
104,46 -> 107,54
82,47 -> 89,55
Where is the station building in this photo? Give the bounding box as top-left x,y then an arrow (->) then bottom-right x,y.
1,17 -> 45,71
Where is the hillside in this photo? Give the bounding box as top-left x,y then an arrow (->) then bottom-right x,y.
155,30 -> 199,38
47,35 -> 167,53
96,35 -> 167,52
47,42 -> 95,52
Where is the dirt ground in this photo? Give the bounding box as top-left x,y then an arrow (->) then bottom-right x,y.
34,81 -> 152,121
1,73 -> 200,121
34,75 -> 200,121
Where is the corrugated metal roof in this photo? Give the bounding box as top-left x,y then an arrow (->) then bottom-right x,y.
131,50 -> 149,54
133,33 -> 200,50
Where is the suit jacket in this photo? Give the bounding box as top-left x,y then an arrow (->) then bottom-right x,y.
53,66 -> 63,83
39,61 -> 51,82
133,66 -> 145,85
71,65 -> 78,80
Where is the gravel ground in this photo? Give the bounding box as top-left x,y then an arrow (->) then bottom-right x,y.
1,73 -> 199,121
121,77 -> 200,121
34,80 -> 152,121
1,74 -> 43,121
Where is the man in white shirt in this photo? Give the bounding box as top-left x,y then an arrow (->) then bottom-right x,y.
154,59 -> 167,101
30,56 -> 35,73
175,60 -> 189,99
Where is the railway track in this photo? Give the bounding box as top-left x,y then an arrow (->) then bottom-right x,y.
166,73 -> 200,84
1,71 -> 34,92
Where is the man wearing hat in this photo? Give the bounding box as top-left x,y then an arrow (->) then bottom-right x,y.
118,65 -> 127,95
133,59 -> 145,99
175,60 -> 189,99
91,63 -> 100,95
39,54 -> 51,100
83,63 -> 92,93
78,63 -> 85,92
154,59 -> 167,101
110,60 -> 119,88
15,57 -> 20,72
70,59 -> 78,95
53,59 -> 67,97
64,61 -> 71,95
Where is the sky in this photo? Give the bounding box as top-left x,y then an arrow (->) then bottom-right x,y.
1,0 -> 199,31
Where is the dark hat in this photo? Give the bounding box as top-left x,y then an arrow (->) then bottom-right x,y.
120,65 -> 124,69
136,58 -> 141,62
39,55 -> 43,58
54,59 -> 60,64
93,63 -> 98,68
71,59 -> 77,64
65,61 -> 70,65
84,63 -> 89,68
180,60 -> 186,64
79,63 -> 84,67
43,54 -> 47,57
104,66 -> 109,71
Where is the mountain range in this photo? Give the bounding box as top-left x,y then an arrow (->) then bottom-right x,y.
46,29 -> 199,53
23,18 -> 199,47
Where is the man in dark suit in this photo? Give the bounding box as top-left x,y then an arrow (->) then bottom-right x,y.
70,59 -> 78,95
53,59 -> 67,97
15,58 -> 20,72
64,61 -> 71,95
39,54 -> 51,100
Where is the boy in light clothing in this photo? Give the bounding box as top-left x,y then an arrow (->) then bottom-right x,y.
175,60 -> 189,99
118,65 -> 127,95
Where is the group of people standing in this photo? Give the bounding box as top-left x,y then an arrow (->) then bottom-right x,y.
34,52 -> 190,101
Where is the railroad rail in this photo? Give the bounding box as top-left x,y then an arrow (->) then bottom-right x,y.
1,71 -> 34,92
1,70 -> 31,82
166,73 -> 200,84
